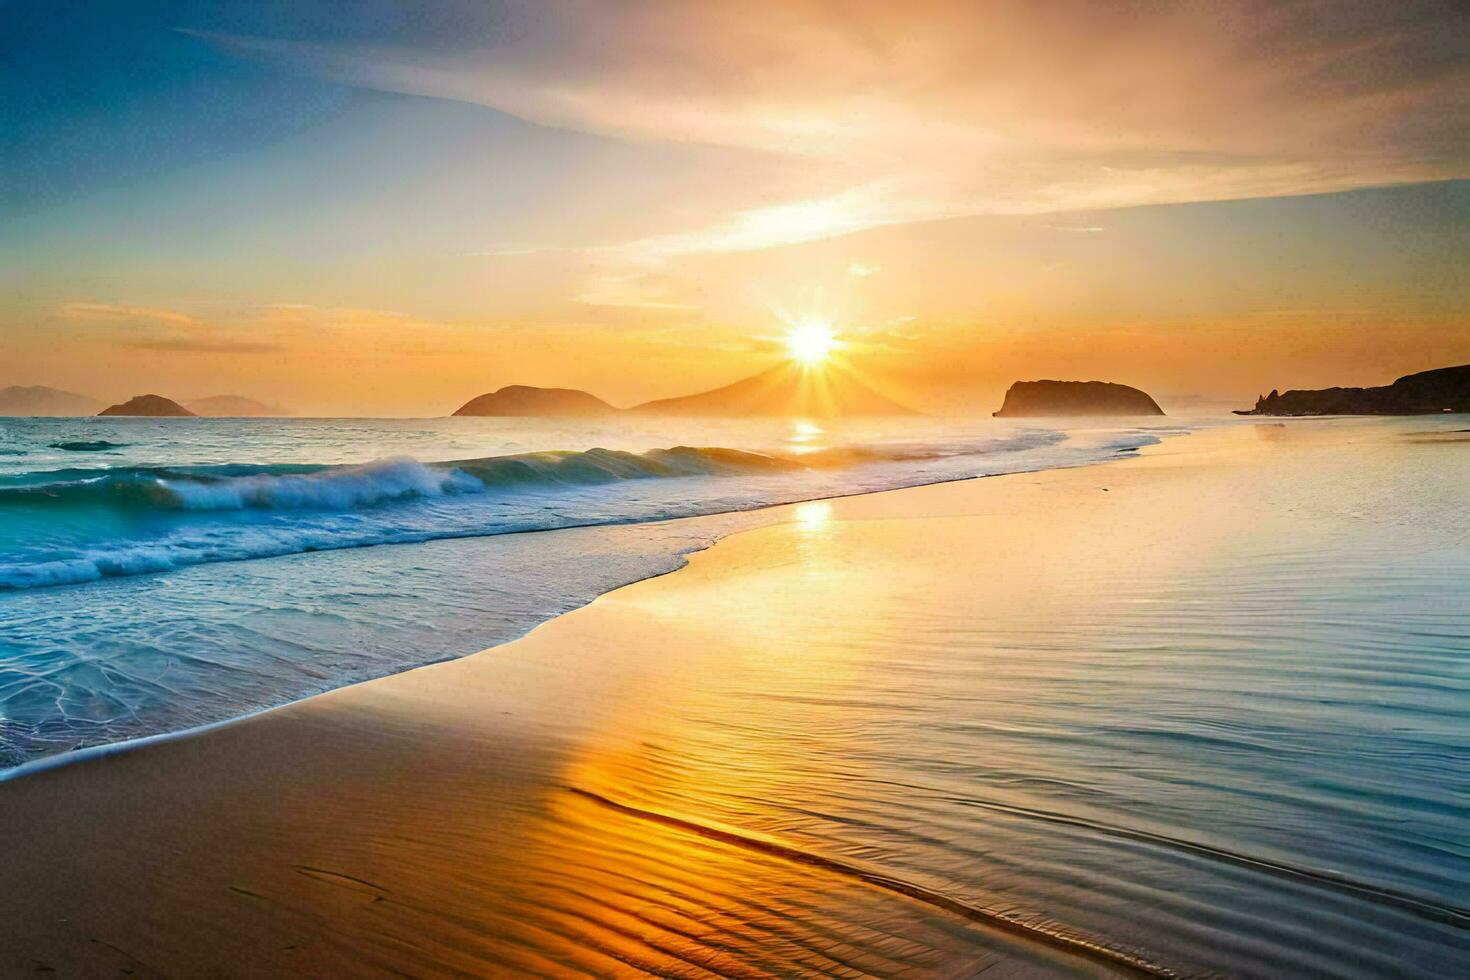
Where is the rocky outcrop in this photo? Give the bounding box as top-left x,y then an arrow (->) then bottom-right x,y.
453,386 -> 618,417
97,394 -> 196,417
993,380 -> 1164,417
1237,364 -> 1470,416
0,385 -> 100,417
632,364 -> 915,417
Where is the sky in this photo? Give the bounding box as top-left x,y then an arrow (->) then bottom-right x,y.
2,0 -> 1467,416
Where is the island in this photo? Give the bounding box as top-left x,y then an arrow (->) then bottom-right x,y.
453,385 -> 618,417
0,385 -> 100,417
992,380 -> 1165,417
1237,364 -> 1470,416
97,394 -> 197,417
632,364 -> 914,417
454,369 -> 916,419
184,395 -> 288,417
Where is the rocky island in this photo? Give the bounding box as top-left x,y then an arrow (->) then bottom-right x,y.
97,394 -> 197,417
453,385 -> 618,417
1238,364 -> 1470,416
993,380 -> 1164,417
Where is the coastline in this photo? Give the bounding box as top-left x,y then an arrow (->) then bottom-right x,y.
0,417 -> 1182,771
2,420 -> 1466,977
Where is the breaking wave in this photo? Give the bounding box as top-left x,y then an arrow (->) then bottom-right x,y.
0,428 -> 1155,590
0,446 -> 795,515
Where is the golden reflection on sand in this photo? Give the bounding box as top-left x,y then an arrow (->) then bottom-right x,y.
793,498 -> 833,530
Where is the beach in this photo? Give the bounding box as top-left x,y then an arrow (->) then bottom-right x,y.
2,420 -> 1466,977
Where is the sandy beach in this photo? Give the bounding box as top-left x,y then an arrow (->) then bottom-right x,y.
2,421 -> 1466,978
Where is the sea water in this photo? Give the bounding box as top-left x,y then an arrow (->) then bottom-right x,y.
0,413 -> 1191,766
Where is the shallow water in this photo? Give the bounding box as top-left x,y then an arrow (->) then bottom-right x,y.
527,418 -> 1469,977
0,413 -> 1190,767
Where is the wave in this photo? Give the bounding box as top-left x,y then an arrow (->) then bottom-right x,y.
0,428 -> 1155,591
0,446 -> 797,514
0,435 -> 1071,516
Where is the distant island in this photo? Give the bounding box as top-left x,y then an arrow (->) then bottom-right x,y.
993,380 -> 1164,417
633,364 -> 913,417
454,386 -> 617,418
0,385 -> 100,417
184,395 -> 290,417
1238,364 -> 1470,416
97,394 -> 196,417
455,365 -> 915,418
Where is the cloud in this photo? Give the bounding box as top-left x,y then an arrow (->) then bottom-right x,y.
847,263 -> 882,278
468,245 -> 555,258
120,337 -> 280,353
262,304 -> 414,326
191,0 -> 1468,254
618,179 -> 947,257
63,301 -> 280,354
63,302 -> 198,327
571,273 -> 700,311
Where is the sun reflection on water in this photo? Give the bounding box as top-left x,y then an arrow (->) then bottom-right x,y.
784,419 -> 827,456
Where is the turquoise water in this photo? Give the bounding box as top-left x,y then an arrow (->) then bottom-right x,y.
0,413 -> 1185,766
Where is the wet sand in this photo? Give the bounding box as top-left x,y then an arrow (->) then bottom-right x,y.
2,422 -> 1464,977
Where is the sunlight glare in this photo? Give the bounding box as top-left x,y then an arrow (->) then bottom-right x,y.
785,322 -> 839,366
793,500 -> 833,531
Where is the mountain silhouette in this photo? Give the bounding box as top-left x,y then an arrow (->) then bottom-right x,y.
633,364 -> 914,417
1238,363 -> 1470,415
993,380 -> 1164,417
97,394 -> 196,417
185,395 -> 290,417
0,385 -> 100,416
453,385 -> 618,417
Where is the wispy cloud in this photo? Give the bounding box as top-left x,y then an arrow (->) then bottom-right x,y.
571,274 -> 700,311
64,301 -> 280,354
192,0 -> 1469,254
262,304 -> 419,327
63,303 -> 198,327
464,245 -> 562,258
121,337 -> 279,353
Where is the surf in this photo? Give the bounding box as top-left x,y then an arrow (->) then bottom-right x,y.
0,424 -> 1172,591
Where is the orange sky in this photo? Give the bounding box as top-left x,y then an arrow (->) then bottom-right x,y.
2,1 -> 1466,415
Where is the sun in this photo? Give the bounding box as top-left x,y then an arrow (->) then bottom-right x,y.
785,321 -> 839,366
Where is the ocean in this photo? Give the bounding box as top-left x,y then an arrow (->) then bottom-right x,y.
0,413 -> 1190,768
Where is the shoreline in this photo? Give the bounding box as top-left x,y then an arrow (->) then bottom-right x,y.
0,422 -> 1192,779
3,420 -> 1464,977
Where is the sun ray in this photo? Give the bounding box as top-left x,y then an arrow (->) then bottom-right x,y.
784,321 -> 839,367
